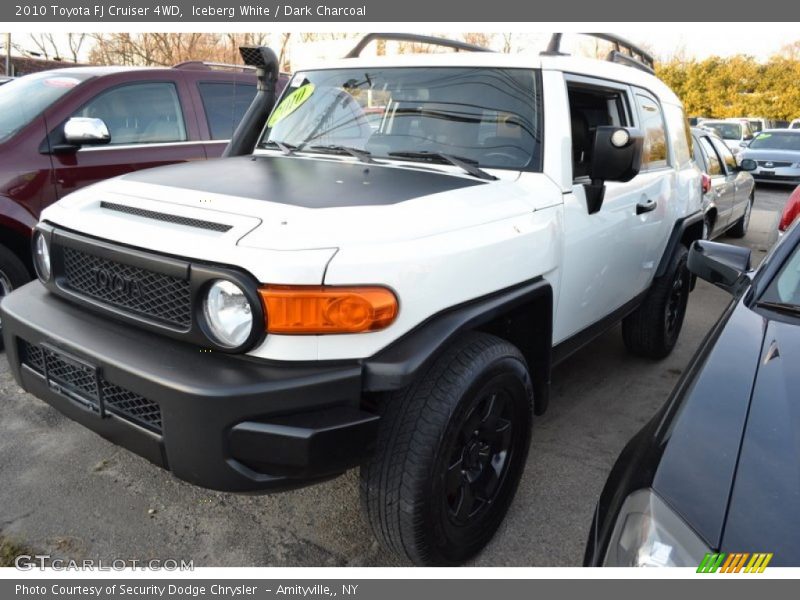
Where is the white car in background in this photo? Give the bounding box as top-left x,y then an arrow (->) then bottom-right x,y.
701,119 -> 755,158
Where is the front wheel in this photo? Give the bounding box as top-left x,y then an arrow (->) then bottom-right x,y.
622,245 -> 690,359
0,244 -> 31,351
360,332 -> 533,566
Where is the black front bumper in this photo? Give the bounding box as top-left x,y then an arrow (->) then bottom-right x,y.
1,282 -> 378,493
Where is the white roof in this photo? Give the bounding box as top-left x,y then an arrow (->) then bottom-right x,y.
297,51 -> 681,106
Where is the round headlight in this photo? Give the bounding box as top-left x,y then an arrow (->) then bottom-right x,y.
203,280 -> 254,348
33,232 -> 51,281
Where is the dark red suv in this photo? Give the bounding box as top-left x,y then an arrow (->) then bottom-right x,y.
0,63 -> 287,338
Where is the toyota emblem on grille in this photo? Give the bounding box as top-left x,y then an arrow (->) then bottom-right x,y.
765,161 -> 774,168
91,267 -> 143,298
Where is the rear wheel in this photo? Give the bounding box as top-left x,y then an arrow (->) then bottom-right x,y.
728,192 -> 753,238
702,214 -> 713,240
360,332 -> 533,566
0,244 -> 30,351
622,245 -> 690,359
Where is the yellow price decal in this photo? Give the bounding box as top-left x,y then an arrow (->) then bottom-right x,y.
268,83 -> 315,128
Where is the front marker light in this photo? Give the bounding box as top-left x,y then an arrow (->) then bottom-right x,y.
603,489 -> 710,567
203,280 -> 254,348
33,232 -> 51,281
259,285 -> 398,334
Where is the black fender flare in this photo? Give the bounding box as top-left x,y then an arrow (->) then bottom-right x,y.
655,210 -> 704,279
362,277 -> 553,415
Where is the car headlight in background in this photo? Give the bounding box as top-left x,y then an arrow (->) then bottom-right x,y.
202,280 -> 254,348
33,231 -> 51,281
603,489 -> 710,567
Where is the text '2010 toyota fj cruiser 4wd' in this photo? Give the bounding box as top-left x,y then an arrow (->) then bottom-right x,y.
1,33 -> 704,566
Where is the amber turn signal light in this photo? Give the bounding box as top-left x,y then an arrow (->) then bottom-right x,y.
259,285 -> 399,334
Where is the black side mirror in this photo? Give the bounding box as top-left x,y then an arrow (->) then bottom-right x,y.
584,126 -> 644,214
739,158 -> 757,171
688,240 -> 751,294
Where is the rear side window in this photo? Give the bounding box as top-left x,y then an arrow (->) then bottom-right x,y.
635,94 -> 669,170
697,136 -> 723,176
709,137 -> 737,172
76,82 -> 187,145
663,103 -> 692,167
198,82 -> 257,140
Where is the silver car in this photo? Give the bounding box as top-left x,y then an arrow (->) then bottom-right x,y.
692,127 -> 756,239
741,129 -> 800,185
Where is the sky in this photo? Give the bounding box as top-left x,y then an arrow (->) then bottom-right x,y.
622,30 -> 799,61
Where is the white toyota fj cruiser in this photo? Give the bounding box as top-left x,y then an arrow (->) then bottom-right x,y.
1,33 -> 707,566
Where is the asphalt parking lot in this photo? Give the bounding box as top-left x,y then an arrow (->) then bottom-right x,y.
0,184 -> 790,567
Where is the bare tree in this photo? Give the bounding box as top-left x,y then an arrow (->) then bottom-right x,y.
462,32 -> 493,49
500,33 -> 515,54
28,33 -> 61,60
67,33 -> 86,63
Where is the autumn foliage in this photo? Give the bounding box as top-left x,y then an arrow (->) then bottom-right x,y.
656,51 -> 800,120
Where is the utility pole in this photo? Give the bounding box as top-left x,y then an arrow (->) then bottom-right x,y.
4,33 -> 10,76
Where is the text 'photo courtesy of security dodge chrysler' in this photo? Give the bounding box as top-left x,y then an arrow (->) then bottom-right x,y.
0,33 -> 706,566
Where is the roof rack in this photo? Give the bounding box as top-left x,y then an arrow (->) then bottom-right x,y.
345,33 -> 490,59
173,60 -> 256,72
542,33 -> 655,74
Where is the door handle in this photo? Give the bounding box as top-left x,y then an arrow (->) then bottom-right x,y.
636,198 -> 657,215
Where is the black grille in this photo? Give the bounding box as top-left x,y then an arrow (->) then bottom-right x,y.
101,382 -> 163,432
62,246 -> 192,329
100,201 -> 232,233
757,160 -> 792,168
20,339 -> 162,434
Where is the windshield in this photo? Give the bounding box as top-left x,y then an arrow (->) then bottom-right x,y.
749,131 -> 800,151
761,243 -> 800,308
260,67 -> 542,170
704,122 -> 741,140
0,71 -> 90,142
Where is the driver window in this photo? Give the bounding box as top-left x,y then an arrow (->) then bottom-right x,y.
567,83 -> 630,180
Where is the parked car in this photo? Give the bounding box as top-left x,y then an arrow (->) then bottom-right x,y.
740,129 -> 800,185
789,119 -> 800,130
701,120 -> 755,158
779,185 -> 800,233
585,224 -> 800,567
0,34 -> 704,566
0,63 -> 289,346
691,127 -> 756,240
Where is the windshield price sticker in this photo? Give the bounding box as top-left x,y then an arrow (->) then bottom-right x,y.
267,84 -> 315,128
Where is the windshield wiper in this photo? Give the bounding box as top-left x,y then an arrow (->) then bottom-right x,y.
755,300 -> 800,316
260,139 -> 297,155
388,151 -> 497,181
305,144 -> 375,164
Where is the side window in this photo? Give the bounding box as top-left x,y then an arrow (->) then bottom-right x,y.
635,94 -> 669,170
198,82 -> 257,140
567,82 -> 630,180
710,137 -> 737,173
663,103 -> 692,167
698,136 -> 723,176
76,82 -> 187,145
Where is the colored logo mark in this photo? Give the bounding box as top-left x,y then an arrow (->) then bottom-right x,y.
697,552 -> 773,573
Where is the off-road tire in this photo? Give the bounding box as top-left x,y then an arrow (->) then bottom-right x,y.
622,245 -> 690,359
360,332 -> 533,566
0,244 -> 30,351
